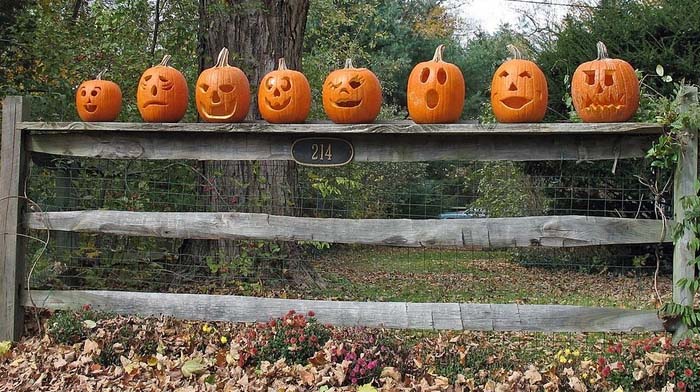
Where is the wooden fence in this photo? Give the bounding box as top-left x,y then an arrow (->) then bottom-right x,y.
1,95 -> 695,341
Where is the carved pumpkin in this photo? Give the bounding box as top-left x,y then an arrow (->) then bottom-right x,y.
258,57 -> 311,123
322,58 -> 382,124
196,47 -> 250,123
572,42 -> 639,123
407,45 -> 465,124
75,70 -> 122,122
491,45 -> 548,123
137,54 -> 189,123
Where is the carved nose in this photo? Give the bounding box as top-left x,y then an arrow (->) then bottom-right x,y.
508,82 -> 517,91
274,88 -> 280,97
150,85 -> 158,96
596,84 -> 604,93
340,87 -> 349,94
212,90 -> 220,103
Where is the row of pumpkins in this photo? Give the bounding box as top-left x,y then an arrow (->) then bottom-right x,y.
76,42 -> 639,124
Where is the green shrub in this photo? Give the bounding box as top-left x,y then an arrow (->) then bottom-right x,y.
47,306 -> 103,345
258,310 -> 331,365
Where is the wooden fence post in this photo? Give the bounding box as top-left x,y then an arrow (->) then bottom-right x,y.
673,86 -> 699,341
0,96 -> 30,341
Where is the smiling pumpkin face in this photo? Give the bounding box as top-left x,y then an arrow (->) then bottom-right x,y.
322,58 -> 382,124
196,47 -> 250,123
75,70 -> 122,122
491,45 -> 548,123
137,55 -> 188,123
258,58 -> 311,123
572,42 -> 639,123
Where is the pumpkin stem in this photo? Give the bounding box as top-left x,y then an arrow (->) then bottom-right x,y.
215,47 -> 230,67
596,41 -> 610,60
344,58 -> 355,69
278,57 -> 288,70
96,69 -> 107,80
432,45 -> 445,62
159,54 -> 172,67
507,44 -> 523,60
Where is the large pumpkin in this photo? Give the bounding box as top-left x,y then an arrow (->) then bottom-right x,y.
258,57 -> 311,123
196,47 -> 250,123
322,58 -> 382,124
491,45 -> 548,123
75,70 -> 122,122
137,54 -> 189,123
407,45 -> 465,124
571,42 -> 639,123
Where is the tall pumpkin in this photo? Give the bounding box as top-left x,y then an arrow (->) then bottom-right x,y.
491,45 -> 548,123
407,45 -> 465,124
137,55 -> 189,123
571,42 -> 639,123
258,58 -> 311,123
196,47 -> 250,123
322,58 -> 382,124
75,69 -> 122,122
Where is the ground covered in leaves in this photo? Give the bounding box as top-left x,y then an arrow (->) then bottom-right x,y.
1,308 -> 699,391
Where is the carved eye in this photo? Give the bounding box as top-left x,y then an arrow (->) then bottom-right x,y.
159,76 -> 169,83
437,68 -> 447,84
144,75 -> 153,82
499,71 -> 509,78
265,77 -> 274,90
420,68 -> 430,83
349,79 -> 362,89
604,71 -> 614,86
584,71 -> 596,85
199,83 -> 209,93
519,71 -> 531,78
280,77 -> 291,91
90,89 -> 98,96
219,84 -> 234,93
80,89 -> 87,96
329,81 -> 341,89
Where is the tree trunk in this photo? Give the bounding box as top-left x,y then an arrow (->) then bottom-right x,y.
178,0 -> 312,289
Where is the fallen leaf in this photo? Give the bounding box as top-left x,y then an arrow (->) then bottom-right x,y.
0,341 -> 11,355
182,358 -> 207,378
357,384 -> 378,392
83,320 -> 97,329
524,365 -> 542,384
82,339 -> 99,356
568,376 -> 587,392
380,367 -> 401,381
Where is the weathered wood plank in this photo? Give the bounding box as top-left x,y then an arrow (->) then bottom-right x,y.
22,290 -> 665,332
19,121 -> 664,134
0,96 -> 29,341
27,131 -> 657,162
26,211 -> 671,247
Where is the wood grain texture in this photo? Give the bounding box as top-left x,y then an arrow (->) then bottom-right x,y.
22,290 -> 665,332
19,121 -> 664,134
27,131 -> 658,162
26,211 -> 672,247
0,97 -> 29,341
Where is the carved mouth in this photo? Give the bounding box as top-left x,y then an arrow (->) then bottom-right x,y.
333,99 -> 362,108
84,104 -> 98,113
583,94 -> 626,111
426,89 -> 439,109
142,100 -> 167,108
265,97 -> 291,111
200,101 -> 238,120
500,96 -> 531,110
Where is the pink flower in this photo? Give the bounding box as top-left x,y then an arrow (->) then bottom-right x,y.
685,368 -> 693,377
678,381 -> 687,390
601,366 -> 611,378
307,310 -> 315,317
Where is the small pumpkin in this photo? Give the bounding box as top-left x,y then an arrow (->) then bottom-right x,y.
322,58 -> 382,124
137,54 -> 189,123
196,47 -> 250,123
75,69 -> 122,122
258,57 -> 311,123
571,42 -> 639,123
491,45 -> 548,123
407,44 -> 465,124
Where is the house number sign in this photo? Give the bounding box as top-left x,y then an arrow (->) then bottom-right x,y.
291,137 -> 354,167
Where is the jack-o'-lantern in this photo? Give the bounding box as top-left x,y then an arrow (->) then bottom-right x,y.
407,45 -> 465,124
322,58 -> 382,124
75,70 -> 122,122
137,54 -> 188,123
258,57 -> 311,123
572,42 -> 639,123
196,47 -> 250,123
491,45 -> 548,123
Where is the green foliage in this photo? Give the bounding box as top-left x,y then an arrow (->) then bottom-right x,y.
258,310 -> 332,365
47,307 -> 103,345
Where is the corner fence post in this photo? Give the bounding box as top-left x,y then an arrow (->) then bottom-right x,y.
0,96 -> 30,341
672,86 -> 699,342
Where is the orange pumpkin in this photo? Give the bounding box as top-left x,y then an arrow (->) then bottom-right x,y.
491,45 -> 548,123
407,45 -> 465,124
571,42 -> 639,123
75,70 -> 122,122
322,58 -> 382,124
196,47 -> 250,123
258,57 -> 311,123
137,54 -> 189,123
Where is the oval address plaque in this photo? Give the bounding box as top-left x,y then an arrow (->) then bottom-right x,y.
291,137 -> 354,167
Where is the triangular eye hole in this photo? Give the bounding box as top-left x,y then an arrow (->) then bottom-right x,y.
420,68 -> 430,83
499,71 -> 509,78
518,71 -> 531,78
437,68 -> 447,84
199,83 -> 209,93
584,70 -> 596,85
